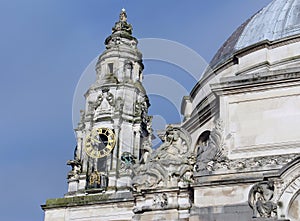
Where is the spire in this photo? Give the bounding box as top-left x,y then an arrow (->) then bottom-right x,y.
112,8 -> 132,35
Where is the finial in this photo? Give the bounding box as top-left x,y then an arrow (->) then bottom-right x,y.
119,8 -> 127,22
111,8 -> 132,35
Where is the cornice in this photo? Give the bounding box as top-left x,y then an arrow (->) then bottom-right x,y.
211,68 -> 300,95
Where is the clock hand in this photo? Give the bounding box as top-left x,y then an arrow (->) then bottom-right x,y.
91,138 -> 102,144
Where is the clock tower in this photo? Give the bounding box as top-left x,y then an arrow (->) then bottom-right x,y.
67,9 -> 152,196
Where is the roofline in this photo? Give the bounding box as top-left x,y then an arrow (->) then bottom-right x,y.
190,33 -> 300,99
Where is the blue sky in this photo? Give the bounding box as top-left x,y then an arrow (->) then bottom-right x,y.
0,0 -> 272,220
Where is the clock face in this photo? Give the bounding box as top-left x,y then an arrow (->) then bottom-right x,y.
84,127 -> 116,158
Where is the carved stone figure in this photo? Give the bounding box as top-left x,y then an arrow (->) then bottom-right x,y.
106,91 -> 115,107
67,159 -> 82,180
95,94 -> 103,109
195,120 -> 227,172
152,126 -> 187,161
134,101 -> 142,116
135,99 -> 148,117
248,181 -> 278,218
132,126 -> 195,191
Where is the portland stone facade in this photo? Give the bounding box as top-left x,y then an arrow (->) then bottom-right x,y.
42,1 -> 300,220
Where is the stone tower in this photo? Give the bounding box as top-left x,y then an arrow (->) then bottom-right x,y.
67,9 -> 152,196
43,1 -> 300,220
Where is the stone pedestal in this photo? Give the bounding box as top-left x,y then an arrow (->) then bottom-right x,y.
78,174 -> 86,190
67,178 -> 79,193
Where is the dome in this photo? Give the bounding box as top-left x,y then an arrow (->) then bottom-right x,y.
210,0 -> 300,68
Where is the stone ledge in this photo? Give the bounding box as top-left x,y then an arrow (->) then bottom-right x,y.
211,68 -> 300,95
41,192 -> 134,210
249,218 -> 289,221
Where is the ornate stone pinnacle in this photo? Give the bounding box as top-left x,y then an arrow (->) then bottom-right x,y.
111,8 -> 132,35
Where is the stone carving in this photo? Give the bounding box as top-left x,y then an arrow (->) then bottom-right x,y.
135,99 -> 148,117
132,126 -> 195,191
249,181 -> 278,218
211,153 -> 300,173
153,193 -> 168,208
95,94 -> 103,108
105,9 -> 138,50
134,101 -> 142,116
67,159 -> 82,180
106,92 -> 115,107
94,88 -> 115,108
193,123 -> 300,175
195,120 -> 227,172
106,35 -> 136,49
93,88 -> 115,120
112,9 -> 132,35
235,161 -> 246,170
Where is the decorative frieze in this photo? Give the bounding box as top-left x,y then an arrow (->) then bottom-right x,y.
213,154 -> 299,174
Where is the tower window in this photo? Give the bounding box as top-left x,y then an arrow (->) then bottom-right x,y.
107,63 -> 114,74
